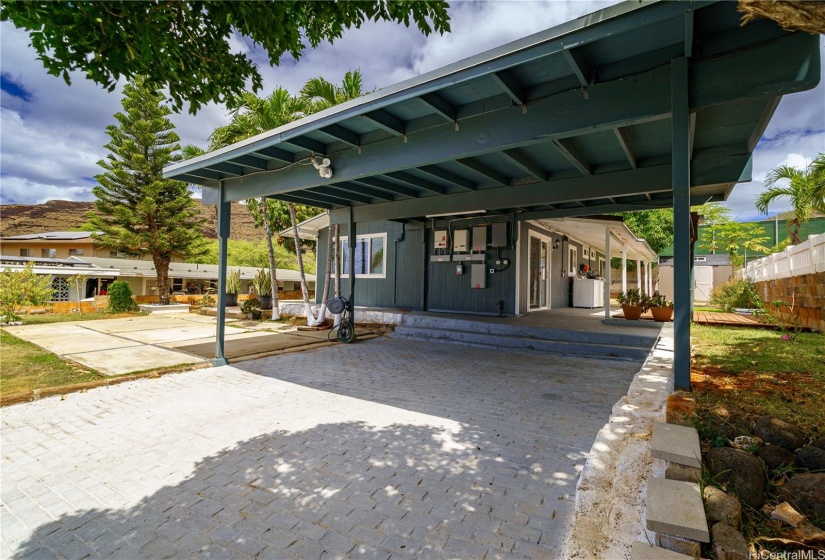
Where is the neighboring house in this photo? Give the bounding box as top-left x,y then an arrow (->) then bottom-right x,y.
0,255 -> 119,303
282,214 -> 656,315
0,231 -> 188,261
658,254 -> 733,303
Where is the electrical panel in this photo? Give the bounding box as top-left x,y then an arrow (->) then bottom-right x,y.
434,230 -> 448,249
491,222 -> 507,247
453,229 -> 469,252
472,226 -> 487,252
470,264 -> 486,289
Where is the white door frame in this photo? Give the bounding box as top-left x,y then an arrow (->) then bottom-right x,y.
527,230 -> 553,312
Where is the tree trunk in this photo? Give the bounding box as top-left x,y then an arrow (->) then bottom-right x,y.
289,203 -> 316,325
315,213 -> 333,324
261,200 -> 281,321
787,217 -> 802,245
153,253 -> 172,305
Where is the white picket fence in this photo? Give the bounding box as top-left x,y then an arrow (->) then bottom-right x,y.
742,233 -> 825,282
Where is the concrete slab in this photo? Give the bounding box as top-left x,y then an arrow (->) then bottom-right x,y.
66,345 -> 204,376
22,329 -> 141,355
647,478 -> 710,542
124,325 -> 226,344
173,333 -> 320,360
80,317 -> 185,334
651,422 -> 702,468
161,330 -> 279,349
631,541 -> 694,559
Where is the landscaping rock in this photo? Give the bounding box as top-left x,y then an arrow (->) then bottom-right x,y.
730,435 -> 762,451
771,502 -> 806,528
811,437 -> 825,451
710,522 -> 749,560
795,446 -> 825,472
706,447 -> 766,509
778,473 -> 825,527
756,445 -> 795,473
754,416 -> 805,450
666,463 -> 701,483
655,534 -> 701,558
704,486 -> 742,529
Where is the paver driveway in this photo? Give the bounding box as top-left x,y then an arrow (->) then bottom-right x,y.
1,338 -> 641,559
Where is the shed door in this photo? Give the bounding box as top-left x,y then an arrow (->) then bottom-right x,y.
694,266 -> 713,303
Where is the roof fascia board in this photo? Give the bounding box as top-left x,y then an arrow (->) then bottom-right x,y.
165,0 -> 700,179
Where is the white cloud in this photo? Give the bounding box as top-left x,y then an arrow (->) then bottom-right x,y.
0,176 -> 91,204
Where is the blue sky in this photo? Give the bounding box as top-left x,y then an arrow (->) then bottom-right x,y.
0,1 -> 823,221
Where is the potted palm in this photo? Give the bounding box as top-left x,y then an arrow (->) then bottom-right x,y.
225,269 -> 241,307
649,294 -> 674,322
253,268 -> 272,310
617,289 -> 646,320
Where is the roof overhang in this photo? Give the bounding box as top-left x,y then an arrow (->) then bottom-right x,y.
165,0 -> 820,227
533,216 -> 658,262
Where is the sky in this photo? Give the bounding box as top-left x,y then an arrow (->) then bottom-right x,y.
1,1 -> 823,221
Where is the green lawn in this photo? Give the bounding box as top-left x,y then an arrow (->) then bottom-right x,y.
0,331 -> 106,396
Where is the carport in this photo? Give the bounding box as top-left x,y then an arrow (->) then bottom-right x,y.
165,0 -> 820,389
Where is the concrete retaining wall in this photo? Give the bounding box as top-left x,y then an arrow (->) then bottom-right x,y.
754,272 -> 825,332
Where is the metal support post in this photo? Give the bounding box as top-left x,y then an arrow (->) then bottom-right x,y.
348,207 -> 356,333
214,195 -> 230,366
604,225 -> 612,318
672,56 -> 691,391
637,259 -> 642,293
622,247 -> 627,294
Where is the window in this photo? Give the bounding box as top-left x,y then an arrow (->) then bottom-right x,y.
172,278 -> 184,292
109,250 -> 126,258
339,233 -> 386,278
41,248 -> 57,258
568,247 -> 578,275
694,256 -> 707,262
68,248 -> 84,256
51,277 -> 69,301
583,247 -> 589,258
19,249 -> 31,257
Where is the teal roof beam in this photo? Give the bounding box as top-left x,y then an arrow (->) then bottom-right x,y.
363,110 -> 405,137
283,136 -> 326,155
455,158 -> 510,186
232,155 -> 268,170
501,149 -> 548,181
563,48 -> 591,87
418,165 -> 477,191
491,70 -> 525,105
255,146 -> 294,163
311,186 -> 373,205
419,93 -> 457,122
553,138 -> 592,175
205,162 -> 244,176
385,172 -> 446,195
329,182 -> 395,202
272,193 -> 338,209
320,124 -> 360,147
352,178 -> 420,199
614,127 -> 637,169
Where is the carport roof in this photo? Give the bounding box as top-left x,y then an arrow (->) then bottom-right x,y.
165,0 -> 820,226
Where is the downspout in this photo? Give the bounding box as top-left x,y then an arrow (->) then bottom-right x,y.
392,223 -> 406,306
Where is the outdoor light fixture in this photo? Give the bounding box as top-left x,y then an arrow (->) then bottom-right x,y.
311,156 -> 333,179
553,239 -> 561,250
425,210 -> 486,218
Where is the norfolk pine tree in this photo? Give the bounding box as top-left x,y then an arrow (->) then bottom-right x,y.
89,78 -> 204,305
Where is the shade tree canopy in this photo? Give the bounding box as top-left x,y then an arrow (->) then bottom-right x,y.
0,1 -> 450,113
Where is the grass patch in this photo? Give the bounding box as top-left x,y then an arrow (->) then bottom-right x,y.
18,311 -> 145,325
693,306 -> 725,313
0,331 -> 105,396
691,324 -> 825,440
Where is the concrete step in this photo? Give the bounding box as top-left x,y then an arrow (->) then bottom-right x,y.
399,313 -> 656,348
651,422 -> 702,468
390,325 -> 651,361
646,478 -> 710,543
631,541 -> 695,560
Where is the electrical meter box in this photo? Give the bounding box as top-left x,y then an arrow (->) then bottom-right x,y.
472,226 -> 487,252
434,230 -> 448,249
453,229 -> 469,252
491,222 -> 507,247
470,264 -> 486,289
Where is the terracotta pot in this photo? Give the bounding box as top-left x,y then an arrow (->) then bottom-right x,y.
622,304 -> 643,320
650,306 -> 674,322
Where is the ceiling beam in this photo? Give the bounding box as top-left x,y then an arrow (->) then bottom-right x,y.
684,11 -> 694,59
279,190 -> 349,207
320,124 -> 360,147
385,172 -> 446,194
518,194 -> 722,222
254,146 -> 294,163
418,93 -> 457,122
418,165 -> 478,191
328,182 -> 395,202
310,186 -> 373,204
455,158 -> 510,186
490,70 -> 525,105
205,162 -> 245,176
501,149 -> 548,181
363,109 -> 405,137
613,127 -> 637,169
232,155 -> 269,170
273,193 -> 337,209
553,139 -> 592,175
563,48 -> 591,87
185,168 -> 223,181
282,136 -> 326,155
352,177 -> 420,199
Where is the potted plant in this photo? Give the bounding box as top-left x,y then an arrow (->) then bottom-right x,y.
649,294 -> 674,322
225,269 -> 241,307
241,297 -> 261,320
253,268 -> 272,310
617,289 -> 646,320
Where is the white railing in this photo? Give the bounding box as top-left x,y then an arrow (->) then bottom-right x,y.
742,233 -> 825,282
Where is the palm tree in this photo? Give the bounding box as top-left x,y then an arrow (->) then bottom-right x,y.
300,70 -> 367,111
755,153 -> 825,245
209,89 -> 315,321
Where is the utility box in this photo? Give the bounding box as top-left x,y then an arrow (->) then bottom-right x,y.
472,226 -> 487,252
434,230 -> 448,249
491,222 -> 507,247
470,264 -> 486,289
453,229 -> 469,252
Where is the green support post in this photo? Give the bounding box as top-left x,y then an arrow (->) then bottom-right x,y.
214,196 -> 230,366
348,207 -> 356,335
672,57 -> 691,391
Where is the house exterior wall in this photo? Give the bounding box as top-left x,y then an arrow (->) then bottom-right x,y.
0,239 -> 97,259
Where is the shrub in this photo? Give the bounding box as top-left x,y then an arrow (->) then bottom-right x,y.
240,298 -> 260,314
107,281 -> 138,312
0,262 -> 54,322
710,278 -> 762,312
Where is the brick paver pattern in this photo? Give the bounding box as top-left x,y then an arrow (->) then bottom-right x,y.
1,338 -> 639,559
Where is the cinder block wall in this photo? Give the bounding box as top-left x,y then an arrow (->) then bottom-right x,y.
754,272 -> 825,332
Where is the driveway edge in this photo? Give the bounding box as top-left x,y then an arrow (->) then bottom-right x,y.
562,323 -> 674,559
